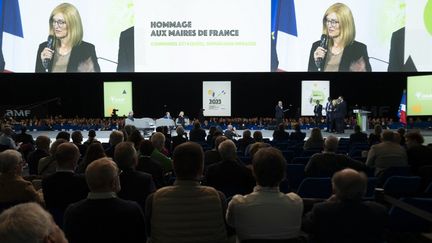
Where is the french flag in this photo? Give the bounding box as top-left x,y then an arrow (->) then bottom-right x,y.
398,89 -> 407,125
271,0 -> 300,71
0,0 -> 24,71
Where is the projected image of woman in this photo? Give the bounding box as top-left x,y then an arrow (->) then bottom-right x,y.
308,3 -> 371,72
35,3 -> 100,72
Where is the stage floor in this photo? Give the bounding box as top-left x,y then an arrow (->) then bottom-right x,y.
27,128 -> 432,145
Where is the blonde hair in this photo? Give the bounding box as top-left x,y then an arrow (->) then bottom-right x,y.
49,3 -> 83,47
322,3 -> 355,48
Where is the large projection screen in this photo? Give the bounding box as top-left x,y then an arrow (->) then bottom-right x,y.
407,75 -> 432,116
103,81 -> 132,117
202,81 -> 231,117
301,81 -> 330,116
0,0 -> 430,72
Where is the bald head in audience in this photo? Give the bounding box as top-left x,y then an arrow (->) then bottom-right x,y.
0,202 -> 67,243
332,168 -> 367,201
85,158 -> 121,193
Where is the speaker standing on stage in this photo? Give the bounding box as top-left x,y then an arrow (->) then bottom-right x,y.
334,96 -> 347,133
314,100 -> 323,126
325,97 -> 333,132
35,3 -> 100,73
275,101 -> 285,125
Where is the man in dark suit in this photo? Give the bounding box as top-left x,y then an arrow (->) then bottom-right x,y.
205,140 -> 255,198
335,96 -> 347,133
275,101 -> 284,126
42,143 -> 89,225
303,168 -> 388,243
64,158 -> 146,243
114,142 -> 155,212
313,100 -> 323,127
324,97 -> 333,132
117,26 -> 134,72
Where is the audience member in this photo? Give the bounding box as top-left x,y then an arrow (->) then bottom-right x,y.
349,125 -> 368,144
205,140 -> 255,197
14,126 -> 35,159
189,121 -> 207,142
366,130 -> 408,175
0,150 -> 44,205
83,129 -> 98,146
145,142 -> 229,243
289,123 -> 306,143
126,129 -> 143,151
227,147 -> 303,241
150,132 -> 173,173
224,124 -> 239,140
368,124 -> 382,146
76,142 -> 106,174
204,135 -> 228,169
64,158 -> 146,243
42,143 -> 89,218
71,131 -> 87,158
137,140 -> 165,188
105,130 -> 124,158
244,131 -> 264,157
303,127 -> 324,151
405,131 -> 432,173
114,142 -> 155,211
38,139 -> 67,176
0,127 -> 17,150
397,127 -> 406,146
27,135 -> 51,175
272,123 -> 290,142
237,129 -> 254,152
0,202 -> 68,243
171,125 -> 188,150
305,135 -> 366,177
303,169 -> 388,243
56,131 -> 70,142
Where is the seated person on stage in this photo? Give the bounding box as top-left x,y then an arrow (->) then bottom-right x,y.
205,140 -> 255,198
163,112 -> 172,119
175,111 -> 189,127
272,123 -> 290,142
64,158 -> 146,243
303,169 -> 388,243
366,130 -> 408,176
145,142 -> 230,243
227,147 -> 303,241
349,125 -> 368,144
305,135 -> 366,177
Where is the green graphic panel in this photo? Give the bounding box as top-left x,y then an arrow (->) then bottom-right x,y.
407,75 -> 432,115
103,82 -> 133,117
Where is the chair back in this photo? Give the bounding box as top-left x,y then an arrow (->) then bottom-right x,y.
297,177 -> 332,198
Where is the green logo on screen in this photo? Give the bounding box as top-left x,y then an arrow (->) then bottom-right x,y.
425,0 -> 432,35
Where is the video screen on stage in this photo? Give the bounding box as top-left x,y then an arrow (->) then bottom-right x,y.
0,0 -> 430,72
407,75 -> 432,116
301,81 -> 330,116
103,81 -> 132,117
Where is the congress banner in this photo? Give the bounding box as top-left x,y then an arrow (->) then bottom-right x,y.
202,81 -> 231,117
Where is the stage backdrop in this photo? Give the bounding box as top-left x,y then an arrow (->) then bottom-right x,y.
301,80 -> 330,116
202,81 -> 231,117
407,75 -> 432,116
103,81 -> 132,117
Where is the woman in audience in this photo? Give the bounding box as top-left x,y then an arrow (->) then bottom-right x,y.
35,3 -> 100,72
368,124 -> 382,146
127,129 -> 144,151
304,127 -> 324,151
76,142 -> 106,173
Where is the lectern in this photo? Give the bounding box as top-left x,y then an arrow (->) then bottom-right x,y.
353,109 -> 370,132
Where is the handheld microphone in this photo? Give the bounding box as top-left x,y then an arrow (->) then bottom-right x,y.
315,34 -> 328,71
42,35 -> 55,72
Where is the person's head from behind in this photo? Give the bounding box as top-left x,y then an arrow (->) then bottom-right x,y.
88,129 -> 96,139
35,135 -> 51,151
242,129 -> 251,139
139,140 -> 154,156
0,202 -> 67,243
405,131 -> 424,149
310,127 -> 323,141
278,123 -> 285,132
173,142 -> 204,180
381,130 -> 395,142
71,130 -> 83,144
114,142 -> 138,170
332,168 -> 367,201
214,135 -> 228,150
49,3 -> 83,47
123,125 -> 137,138
253,147 -> 286,188
0,150 -> 24,176
397,127 -> 406,137
1,127 -> 14,137
151,132 -> 165,151
109,130 -> 124,146
20,126 -> 27,134
176,125 -> 185,136
374,124 -> 382,135
324,135 -> 338,153
55,142 -> 80,170
193,121 -> 201,129
253,131 -> 263,142
55,131 -> 70,141
293,123 -> 301,132
49,139 -> 68,156
85,157 -> 121,193
354,125 -> 361,133
218,140 -> 237,161
249,142 -> 271,159
82,142 -> 105,167
322,3 -> 355,47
